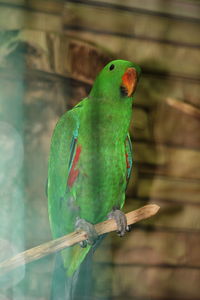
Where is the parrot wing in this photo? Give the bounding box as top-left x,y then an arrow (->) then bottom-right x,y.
48,99 -> 86,238
48,98 -> 92,278
125,133 -> 133,186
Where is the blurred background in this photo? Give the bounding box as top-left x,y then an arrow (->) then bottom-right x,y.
0,0 -> 200,299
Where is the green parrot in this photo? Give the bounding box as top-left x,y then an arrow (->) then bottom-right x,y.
48,59 -> 141,299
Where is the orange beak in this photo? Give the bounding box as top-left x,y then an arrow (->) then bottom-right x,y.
121,68 -> 137,97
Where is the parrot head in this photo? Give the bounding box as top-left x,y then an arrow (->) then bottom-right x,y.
89,59 -> 141,101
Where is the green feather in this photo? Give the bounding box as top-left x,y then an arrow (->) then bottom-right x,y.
48,60 -> 141,278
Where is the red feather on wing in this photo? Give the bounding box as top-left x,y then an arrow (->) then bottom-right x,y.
67,145 -> 82,188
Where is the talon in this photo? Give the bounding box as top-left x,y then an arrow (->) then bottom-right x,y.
80,240 -> 87,248
75,218 -> 98,246
117,231 -> 124,237
126,225 -> 131,232
108,208 -> 128,237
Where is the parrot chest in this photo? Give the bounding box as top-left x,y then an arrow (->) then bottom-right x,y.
73,139 -> 128,223
66,104 -> 133,224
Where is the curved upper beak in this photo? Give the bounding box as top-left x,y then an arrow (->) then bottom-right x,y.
121,68 -> 138,97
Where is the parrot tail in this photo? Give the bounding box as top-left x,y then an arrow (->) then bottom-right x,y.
50,250 -> 94,300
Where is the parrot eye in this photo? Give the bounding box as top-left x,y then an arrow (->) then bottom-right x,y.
109,64 -> 115,71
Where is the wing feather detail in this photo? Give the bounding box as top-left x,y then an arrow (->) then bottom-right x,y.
67,143 -> 81,188
125,134 -> 133,183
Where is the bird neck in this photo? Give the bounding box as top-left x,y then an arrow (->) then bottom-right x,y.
80,98 -> 133,143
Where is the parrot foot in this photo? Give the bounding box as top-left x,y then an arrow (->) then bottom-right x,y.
108,208 -> 130,237
75,218 -> 98,247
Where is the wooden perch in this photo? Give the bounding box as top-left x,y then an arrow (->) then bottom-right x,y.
0,204 -> 159,276
166,97 -> 200,119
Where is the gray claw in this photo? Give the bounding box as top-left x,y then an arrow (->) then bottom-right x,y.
80,240 -> 87,248
126,225 -> 131,232
75,218 -> 98,246
108,208 -> 129,237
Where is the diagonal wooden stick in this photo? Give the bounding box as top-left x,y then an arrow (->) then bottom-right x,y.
0,204 -> 159,275
166,97 -> 200,118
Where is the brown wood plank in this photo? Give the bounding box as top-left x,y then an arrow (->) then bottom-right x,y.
64,2 -> 200,45
133,143 -> 200,179
0,0 -> 64,14
111,266 -> 200,299
93,262 -> 200,299
94,229 -> 200,268
64,29 -> 200,78
20,30 -> 112,81
124,199 -> 200,231
153,101 -> 200,149
135,177 -> 200,203
86,0 -> 200,20
0,6 -> 62,31
134,76 -> 200,110
0,30 -> 112,85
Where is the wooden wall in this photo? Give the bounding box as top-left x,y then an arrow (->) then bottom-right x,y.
0,0 -> 200,299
